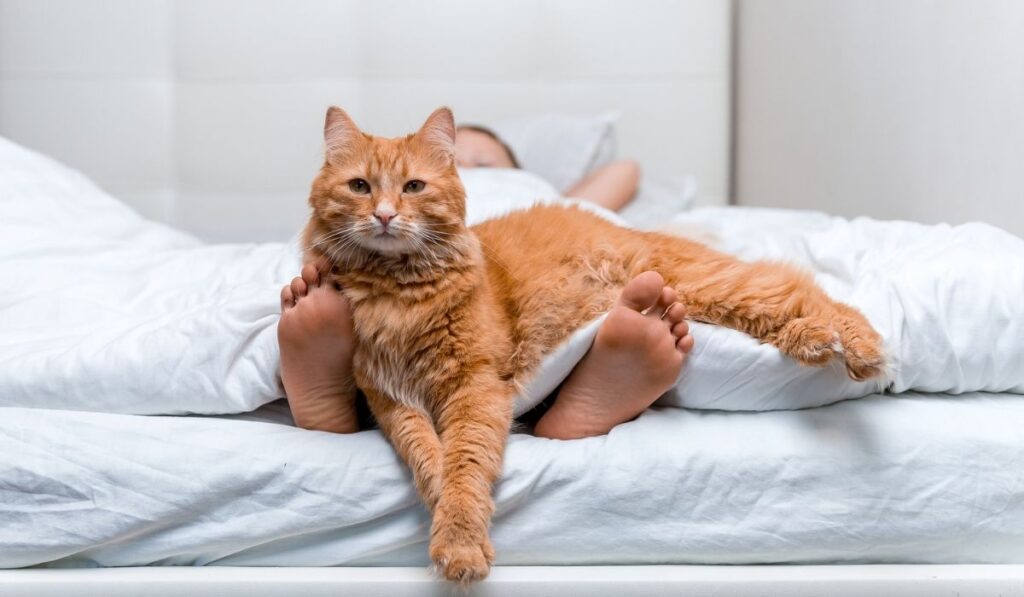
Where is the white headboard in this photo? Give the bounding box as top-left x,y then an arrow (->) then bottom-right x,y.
0,0 -> 731,241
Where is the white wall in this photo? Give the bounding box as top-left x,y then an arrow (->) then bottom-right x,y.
735,0 -> 1024,237
0,0 -> 731,241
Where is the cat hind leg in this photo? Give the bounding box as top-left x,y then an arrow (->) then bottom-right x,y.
832,310 -> 887,381
642,234 -> 887,381
773,316 -> 839,366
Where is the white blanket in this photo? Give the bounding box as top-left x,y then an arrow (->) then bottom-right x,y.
0,137 -> 291,415
4,392 -> 1024,567
1,137 -> 1023,417
656,205 -> 1024,410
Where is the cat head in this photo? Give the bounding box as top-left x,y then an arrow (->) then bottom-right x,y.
307,106 -> 468,258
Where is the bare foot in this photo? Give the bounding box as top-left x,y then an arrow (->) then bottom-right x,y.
278,261 -> 359,434
533,271 -> 693,440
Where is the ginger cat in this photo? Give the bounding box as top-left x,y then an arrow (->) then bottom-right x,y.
302,106 -> 885,583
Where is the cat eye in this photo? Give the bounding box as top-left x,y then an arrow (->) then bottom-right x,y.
403,180 -> 426,193
348,179 -> 370,194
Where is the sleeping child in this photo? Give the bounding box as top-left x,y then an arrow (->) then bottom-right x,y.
454,124 -> 641,212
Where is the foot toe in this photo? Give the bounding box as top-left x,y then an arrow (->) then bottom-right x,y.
616,271 -> 665,312
300,263 -> 320,287
662,301 -> 686,325
647,286 -> 677,318
671,319 -> 689,338
290,276 -> 308,299
677,333 -> 694,354
312,256 -> 332,274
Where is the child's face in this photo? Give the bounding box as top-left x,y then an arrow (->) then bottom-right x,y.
455,129 -> 516,169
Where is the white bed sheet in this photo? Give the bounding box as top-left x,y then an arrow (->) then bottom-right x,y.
3,392 -> 1024,568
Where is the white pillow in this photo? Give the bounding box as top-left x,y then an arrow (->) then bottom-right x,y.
460,167 -> 561,226
492,112 -> 619,193
616,174 -> 698,230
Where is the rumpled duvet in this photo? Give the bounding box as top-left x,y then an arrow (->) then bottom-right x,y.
2,137 -> 1022,416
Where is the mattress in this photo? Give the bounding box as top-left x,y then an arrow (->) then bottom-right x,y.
4,392 -> 1024,568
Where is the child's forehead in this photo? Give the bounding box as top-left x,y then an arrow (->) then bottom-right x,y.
456,128 -> 500,146
455,130 -> 512,163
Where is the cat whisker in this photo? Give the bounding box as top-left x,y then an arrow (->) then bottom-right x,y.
321,228 -> 367,270
305,233 -> 341,251
306,226 -> 357,252
314,229 -> 354,251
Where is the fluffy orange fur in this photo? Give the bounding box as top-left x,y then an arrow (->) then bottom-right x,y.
302,106 -> 885,583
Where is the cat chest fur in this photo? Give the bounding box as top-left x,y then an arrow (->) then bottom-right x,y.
350,295 -> 478,411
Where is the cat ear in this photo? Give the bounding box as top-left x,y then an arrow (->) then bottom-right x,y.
324,106 -> 361,163
417,107 -> 456,162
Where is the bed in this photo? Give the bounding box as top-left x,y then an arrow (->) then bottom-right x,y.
3,128 -> 1024,596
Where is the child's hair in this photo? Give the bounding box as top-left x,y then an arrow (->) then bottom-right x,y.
457,124 -> 521,168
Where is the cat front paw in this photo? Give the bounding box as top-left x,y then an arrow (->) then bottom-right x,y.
430,532 -> 494,584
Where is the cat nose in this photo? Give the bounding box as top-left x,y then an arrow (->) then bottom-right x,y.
374,204 -> 397,228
